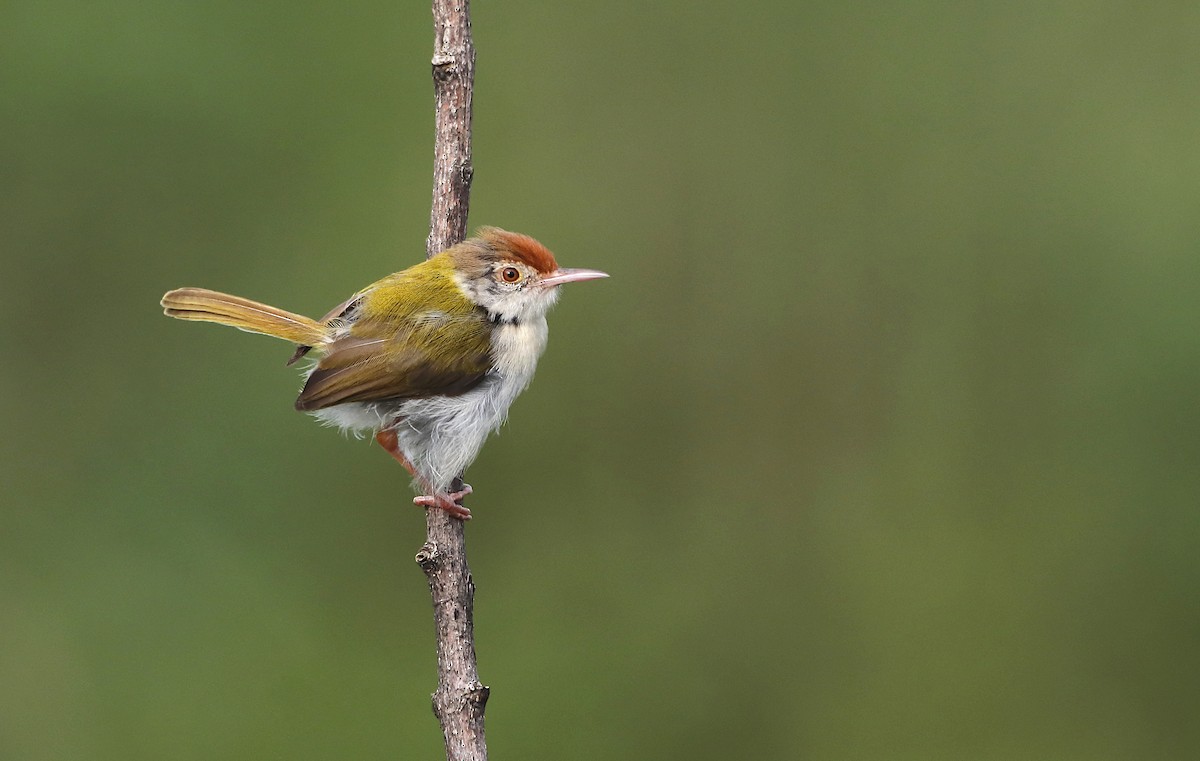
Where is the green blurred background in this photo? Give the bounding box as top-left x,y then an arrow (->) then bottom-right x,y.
3,1 -> 1199,759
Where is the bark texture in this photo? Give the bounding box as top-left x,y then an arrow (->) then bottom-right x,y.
427,0 -> 476,258
422,2 -> 487,760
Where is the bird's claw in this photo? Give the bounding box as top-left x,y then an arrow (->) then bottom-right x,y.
414,484 -> 473,520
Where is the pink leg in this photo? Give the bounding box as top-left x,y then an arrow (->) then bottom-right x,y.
374,429 -> 418,475
414,484 -> 473,521
374,430 -> 473,520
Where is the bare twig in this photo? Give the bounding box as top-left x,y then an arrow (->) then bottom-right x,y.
427,0 -> 475,258
420,2 -> 487,760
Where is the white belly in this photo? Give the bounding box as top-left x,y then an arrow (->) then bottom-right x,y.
309,317 -> 549,493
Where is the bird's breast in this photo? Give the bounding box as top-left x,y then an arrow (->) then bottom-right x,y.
490,317 -> 549,386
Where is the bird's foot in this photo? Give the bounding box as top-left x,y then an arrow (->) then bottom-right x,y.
414,484 -> 473,521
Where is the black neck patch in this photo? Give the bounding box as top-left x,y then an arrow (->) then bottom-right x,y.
488,312 -> 519,326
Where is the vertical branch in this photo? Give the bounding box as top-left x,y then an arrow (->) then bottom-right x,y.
427,0 -> 476,258
420,2 -> 487,761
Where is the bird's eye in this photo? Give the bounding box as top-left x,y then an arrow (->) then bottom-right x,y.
499,267 -> 522,283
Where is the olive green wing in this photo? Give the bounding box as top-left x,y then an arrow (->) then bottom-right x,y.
294,307 -> 492,411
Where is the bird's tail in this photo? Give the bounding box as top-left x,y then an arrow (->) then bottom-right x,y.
161,287 -> 328,346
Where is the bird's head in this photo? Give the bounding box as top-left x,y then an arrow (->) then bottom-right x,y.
448,227 -> 609,324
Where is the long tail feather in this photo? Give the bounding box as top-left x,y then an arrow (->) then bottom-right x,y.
161,287 -> 328,346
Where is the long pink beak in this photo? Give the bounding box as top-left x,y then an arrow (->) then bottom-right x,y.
539,268 -> 610,287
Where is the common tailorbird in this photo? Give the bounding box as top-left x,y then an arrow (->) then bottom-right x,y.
161,227 -> 608,519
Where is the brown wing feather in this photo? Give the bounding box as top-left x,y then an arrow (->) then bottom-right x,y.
286,293 -> 365,366
294,309 -> 492,411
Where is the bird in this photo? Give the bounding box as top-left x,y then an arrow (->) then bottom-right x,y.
161,227 -> 608,520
